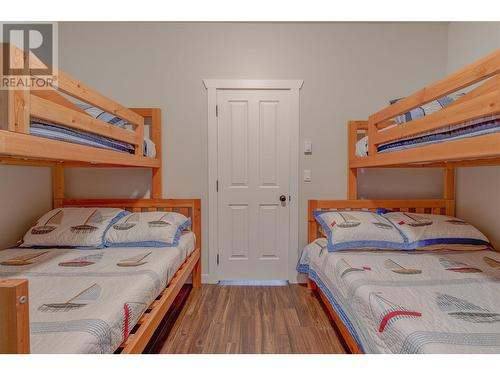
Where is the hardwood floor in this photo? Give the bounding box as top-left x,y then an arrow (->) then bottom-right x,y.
160,284 -> 347,354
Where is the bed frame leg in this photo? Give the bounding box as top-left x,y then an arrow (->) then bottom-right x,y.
192,258 -> 201,288
52,163 -> 65,208
307,278 -> 317,291
0,279 -> 30,354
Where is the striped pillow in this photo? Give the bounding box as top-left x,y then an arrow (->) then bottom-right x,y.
391,94 -> 463,125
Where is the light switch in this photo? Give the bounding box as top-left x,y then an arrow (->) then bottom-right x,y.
304,140 -> 312,154
304,169 -> 312,182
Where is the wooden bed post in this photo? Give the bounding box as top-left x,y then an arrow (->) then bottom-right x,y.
0,279 -> 30,354
5,44 -> 30,134
192,199 -> 202,287
52,163 -> 65,208
444,164 -> 456,216
308,200 -> 319,244
347,121 -> 357,199
150,109 -> 162,199
347,121 -> 368,199
348,168 -> 357,200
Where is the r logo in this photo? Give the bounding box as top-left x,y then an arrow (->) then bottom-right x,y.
1,23 -> 54,76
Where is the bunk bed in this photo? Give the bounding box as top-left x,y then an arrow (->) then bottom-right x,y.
301,50 -> 500,354
0,43 -> 161,170
0,44 -> 201,354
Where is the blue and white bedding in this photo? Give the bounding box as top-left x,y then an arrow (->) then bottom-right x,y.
355,115 -> 500,157
0,232 -> 195,354
30,120 -> 157,158
298,239 -> 500,353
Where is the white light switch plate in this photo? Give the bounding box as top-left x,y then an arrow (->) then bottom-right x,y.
304,169 -> 312,182
304,140 -> 312,154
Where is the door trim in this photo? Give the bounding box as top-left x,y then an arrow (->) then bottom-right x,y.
203,79 -> 303,284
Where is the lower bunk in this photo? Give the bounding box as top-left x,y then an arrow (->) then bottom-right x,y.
301,199 -> 500,354
0,198 -> 201,354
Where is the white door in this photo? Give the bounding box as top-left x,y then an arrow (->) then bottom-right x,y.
217,89 -> 291,280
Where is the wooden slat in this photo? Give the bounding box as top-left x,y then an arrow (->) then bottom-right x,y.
312,199 -> 447,213
0,157 -> 56,167
56,70 -> 144,127
445,75 -> 500,111
369,49 -> 500,125
31,95 -> 139,145
373,90 -> 500,145
450,157 -> 500,167
32,89 -> 88,115
0,130 -> 160,168
63,198 -> 199,209
0,279 -> 30,354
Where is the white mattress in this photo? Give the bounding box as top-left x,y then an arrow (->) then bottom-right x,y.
0,232 -> 195,354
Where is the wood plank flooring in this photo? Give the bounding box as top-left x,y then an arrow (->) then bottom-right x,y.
160,284 -> 347,354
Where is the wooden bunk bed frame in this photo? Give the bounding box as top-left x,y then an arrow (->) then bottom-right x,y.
307,199 -> 451,354
0,43 -> 161,170
0,44 -> 202,354
308,50 -> 500,354
347,49 -> 500,200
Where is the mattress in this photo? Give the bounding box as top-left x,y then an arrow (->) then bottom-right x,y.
298,239 -> 500,353
30,120 -> 157,158
355,115 -> 500,157
0,232 -> 195,354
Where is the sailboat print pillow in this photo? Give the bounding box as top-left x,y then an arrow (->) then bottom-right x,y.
380,212 -> 492,250
21,207 -> 128,249
314,210 -> 406,251
104,211 -> 191,247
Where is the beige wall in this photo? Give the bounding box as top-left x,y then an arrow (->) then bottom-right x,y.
0,166 -> 52,248
56,22 -> 448,280
447,22 -> 500,248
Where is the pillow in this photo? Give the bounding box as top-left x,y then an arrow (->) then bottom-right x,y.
314,210 -> 406,252
390,96 -> 454,125
105,211 -> 191,247
380,212 -> 492,250
73,98 -> 131,129
21,207 -> 127,249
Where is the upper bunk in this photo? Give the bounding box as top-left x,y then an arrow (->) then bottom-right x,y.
0,43 -> 161,169
348,49 -> 500,169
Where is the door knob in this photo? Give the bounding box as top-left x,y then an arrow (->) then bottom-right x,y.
279,195 -> 287,202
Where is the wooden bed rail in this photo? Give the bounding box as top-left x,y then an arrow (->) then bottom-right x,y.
308,199 -> 450,243
369,49 -> 500,126
0,198 -> 201,354
0,279 -> 30,354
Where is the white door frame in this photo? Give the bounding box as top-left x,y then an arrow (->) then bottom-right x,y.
203,79 -> 303,284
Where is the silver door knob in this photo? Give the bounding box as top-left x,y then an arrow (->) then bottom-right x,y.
279,195 -> 287,202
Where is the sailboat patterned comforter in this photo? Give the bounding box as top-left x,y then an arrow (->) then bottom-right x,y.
0,232 -> 195,354
298,238 -> 500,353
